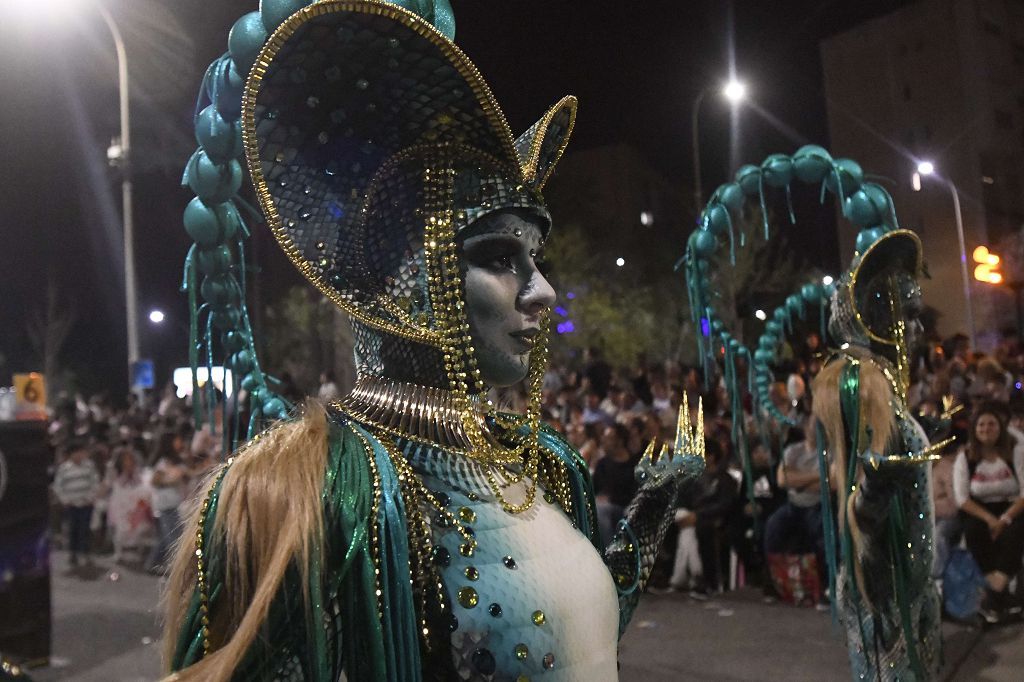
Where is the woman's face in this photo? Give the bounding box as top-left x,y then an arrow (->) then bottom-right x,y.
975,413 -> 1002,447
461,212 -> 555,387
121,451 -> 135,470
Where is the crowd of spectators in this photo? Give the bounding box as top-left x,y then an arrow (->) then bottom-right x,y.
46,386 -> 219,573
528,332 -> 1024,623
41,329 -> 1024,625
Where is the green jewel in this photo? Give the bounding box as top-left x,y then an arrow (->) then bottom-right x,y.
514,643 -> 529,660
458,506 -> 476,523
465,566 -> 479,581
531,610 -> 546,626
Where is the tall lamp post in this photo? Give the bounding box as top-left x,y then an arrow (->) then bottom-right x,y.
691,78 -> 747,213
915,161 -> 976,349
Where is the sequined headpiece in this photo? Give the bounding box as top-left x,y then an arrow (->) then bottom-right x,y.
239,0 -> 577,513
243,0 -> 576,348
828,229 -> 923,349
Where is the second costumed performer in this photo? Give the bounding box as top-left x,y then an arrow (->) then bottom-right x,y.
162,2 -> 705,680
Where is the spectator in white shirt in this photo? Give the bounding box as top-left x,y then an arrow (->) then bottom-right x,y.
53,439 -> 101,567
953,404 -> 1024,621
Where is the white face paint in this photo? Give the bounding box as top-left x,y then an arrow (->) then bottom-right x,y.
460,211 -> 556,388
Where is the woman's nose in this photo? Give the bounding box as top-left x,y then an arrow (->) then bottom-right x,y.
518,269 -> 556,317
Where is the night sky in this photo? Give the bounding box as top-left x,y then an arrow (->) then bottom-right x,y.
0,0 -> 912,397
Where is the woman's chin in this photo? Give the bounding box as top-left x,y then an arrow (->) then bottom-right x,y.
477,354 -> 530,388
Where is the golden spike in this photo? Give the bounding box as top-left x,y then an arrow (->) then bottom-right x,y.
676,391 -> 691,455
696,396 -> 705,459
659,443 -> 672,464
641,439 -> 657,465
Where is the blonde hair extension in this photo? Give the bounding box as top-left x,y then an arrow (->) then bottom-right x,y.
161,400 -> 331,681
812,353 -> 896,613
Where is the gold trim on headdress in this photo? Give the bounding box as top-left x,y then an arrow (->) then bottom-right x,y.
847,229 -> 923,346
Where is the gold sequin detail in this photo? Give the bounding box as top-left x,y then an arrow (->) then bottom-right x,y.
515,643 -> 529,660
458,587 -> 479,608
531,610 -> 546,626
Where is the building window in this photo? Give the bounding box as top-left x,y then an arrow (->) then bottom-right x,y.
995,109 -> 1014,129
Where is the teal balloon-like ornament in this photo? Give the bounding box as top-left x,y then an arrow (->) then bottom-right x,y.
792,145 -> 832,183
704,203 -> 731,236
855,226 -> 887,254
714,183 -> 745,212
260,0 -> 309,31
735,164 -> 761,195
195,105 -> 243,164
801,282 -> 822,302
222,330 -> 249,353
196,245 -> 233,276
824,158 -> 864,197
185,150 -> 243,205
692,230 -> 718,257
846,183 -> 891,228
228,12 -> 268,74
183,198 -> 240,248
761,154 -> 793,188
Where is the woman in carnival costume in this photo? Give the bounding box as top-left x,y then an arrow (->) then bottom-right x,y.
813,228 -> 945,681
163,1 -> 704,680
684,148 -> 946,680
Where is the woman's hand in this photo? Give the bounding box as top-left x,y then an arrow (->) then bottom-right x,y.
987,515 -> 1007,540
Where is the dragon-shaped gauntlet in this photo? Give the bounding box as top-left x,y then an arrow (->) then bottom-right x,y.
603,396 -> 706,635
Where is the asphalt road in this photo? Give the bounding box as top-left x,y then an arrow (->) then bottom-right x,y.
18,551 -> 1024,681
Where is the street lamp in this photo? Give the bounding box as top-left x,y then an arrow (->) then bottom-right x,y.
25,2 -> 139,386
915,160 -> 976,348
692,78 -> 747,214
149,310 -> 166,324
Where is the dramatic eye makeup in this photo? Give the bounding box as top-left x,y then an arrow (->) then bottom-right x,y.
461,235 -> 545,275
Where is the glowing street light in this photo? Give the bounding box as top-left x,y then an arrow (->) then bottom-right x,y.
149,310 -> 166,324
822,275 -> 834,286
754,309 -> 767,321
722,79 -> 747,104
11,1 -> 140,386
916,161 -> 935,176
615,257 -> 626,267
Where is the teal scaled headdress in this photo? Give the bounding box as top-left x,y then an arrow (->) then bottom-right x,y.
681,145 -> 916,566
683,146 -> 912,428
179,0 -> 577,455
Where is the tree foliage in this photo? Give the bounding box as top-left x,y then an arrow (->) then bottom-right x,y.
259,286 -> 354,396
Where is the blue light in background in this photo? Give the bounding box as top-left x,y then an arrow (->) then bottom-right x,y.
566,292 -> 576,300
556,321 -> 576,334
554,306 -> 568,318
700,317 -> 711,337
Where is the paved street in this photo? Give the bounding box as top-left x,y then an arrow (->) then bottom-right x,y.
18,550 -> 1024,680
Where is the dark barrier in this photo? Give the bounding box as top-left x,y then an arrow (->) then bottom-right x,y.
0,421 -> 51,665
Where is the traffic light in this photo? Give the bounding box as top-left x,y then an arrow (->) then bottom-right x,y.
973,245 -> 1003,284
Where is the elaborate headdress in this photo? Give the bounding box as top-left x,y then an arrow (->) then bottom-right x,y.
182,0 -> 576,511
